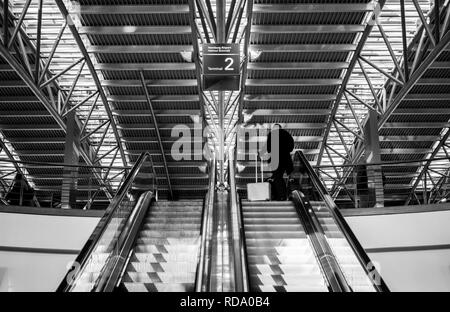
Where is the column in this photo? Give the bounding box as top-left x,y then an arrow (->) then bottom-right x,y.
360,109 -> 385,208
61,110 -> 80,209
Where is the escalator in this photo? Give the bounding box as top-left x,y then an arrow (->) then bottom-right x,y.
241,200 -> 328,292
57,153 -> 214,292
231,151 -> 389,292
119,199 -> 203,292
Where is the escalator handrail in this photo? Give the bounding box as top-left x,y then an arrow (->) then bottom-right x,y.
293,151 -> 390,292
56,152 -> 158,292
228,148 -> 250,292
96,191 -> 155,292
290,190 -> 351,292
195,156 -> 216,292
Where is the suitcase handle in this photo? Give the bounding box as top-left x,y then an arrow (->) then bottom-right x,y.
255,153 -> 264,183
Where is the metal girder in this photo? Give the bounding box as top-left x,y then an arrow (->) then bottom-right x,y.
244,94 -> 336,101
317,0 -> 387,166
406,129 -> 450,205
244,123 -> 326,130
95,63 -> 196,71
0,138 -> 27,182
250,44 -> 357,53
102,79 -> 197,87
380,136 -> 441,142
112,109 -> 199,116
378,30 -> 450,129
72,5 -> 189,15
246,79 -> 342,86
239,136 -> 323,143
0,1 -> 117,199
196,0 -> 217,42
0,45 -> 66,130
78,26 -> 192,35
244,109 -> 331,116
382,122 -> 450,128
252,25 -> 365,33
118,124 -> 196,130
139,71 -> 173,199
108,95 -> 199,103
237,0 -> 254,126
252,3 -> 375,13
247,62 -> 349,70
86,45 -> 194,54
188,0 -> 208,121
55,0 -> 128,168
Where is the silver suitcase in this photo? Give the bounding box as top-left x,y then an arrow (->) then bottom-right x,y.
247,154 -> 271,201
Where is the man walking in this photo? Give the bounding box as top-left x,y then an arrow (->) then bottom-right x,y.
263,124 -> 295,201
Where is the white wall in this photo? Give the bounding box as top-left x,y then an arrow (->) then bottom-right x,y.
345,210 -> 450,249
0,251 -> 76,292
0,212 -> 100,292
0,213 -> 100,250
1,208 -> 450,292
345,210 -> 450,292
368,250 -> 450,292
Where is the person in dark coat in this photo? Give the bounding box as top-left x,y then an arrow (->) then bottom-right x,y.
264,124 -> 295,201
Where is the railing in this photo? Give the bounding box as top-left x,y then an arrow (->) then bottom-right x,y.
195,155 -> 216,292
314,156 -> 450,208
57,152 -> 158,292
292,151 -> 390,292
228,148 -> 250,292
0,157 -> 128,210
290,191 -> 351,292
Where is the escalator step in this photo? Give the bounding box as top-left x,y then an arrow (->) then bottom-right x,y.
121,200 -> 203,293
245,238 -> 310,248
241,200 -> 329,292
138,230 -> 200,238
247,254 -> 319,265
145,217 -> 200,224
135,237 -> 200,246
244,218 -> 301,225
243,212 -> 299,218
142,224 -> 201,231
249,264 -> 322,276
245,231 -> 307,239
244,224 -> 303,232
122,272 -> 196,284
122,282 -> 195,292
246,246 -> 313,256
253,284 -> 328,293
127,261 -> 197,273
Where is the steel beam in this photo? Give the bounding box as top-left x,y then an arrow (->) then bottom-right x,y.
78,26 -> 192,35
252,3 -> 374,13
317,0 -> 387,166
73,5 -> 189,14
55,0 -> 127,168
252,25 -> 365,33
379,30 -> 450,129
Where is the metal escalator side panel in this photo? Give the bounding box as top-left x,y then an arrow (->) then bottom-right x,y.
290,192 -> 351,292
100,192 -> 155,292
293,151 -> 390,292
309,201 -> 377,292
195,157 -> 216,292
228,149 -> 250,292
56,152 -> 158,292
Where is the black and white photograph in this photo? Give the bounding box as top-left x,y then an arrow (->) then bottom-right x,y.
0,0 -> 449,302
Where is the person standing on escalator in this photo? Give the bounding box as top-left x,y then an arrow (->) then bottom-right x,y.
261,124 -> 295,201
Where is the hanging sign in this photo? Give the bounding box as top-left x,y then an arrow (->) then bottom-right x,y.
202,43 -> 240,91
